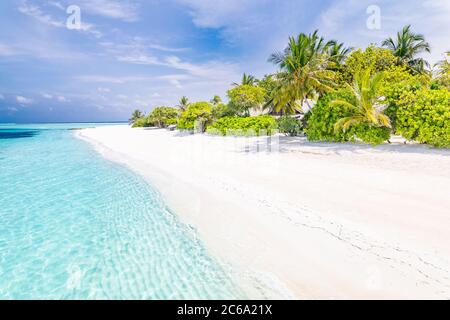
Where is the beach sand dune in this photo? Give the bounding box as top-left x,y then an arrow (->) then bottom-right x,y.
78,125 -> 450,299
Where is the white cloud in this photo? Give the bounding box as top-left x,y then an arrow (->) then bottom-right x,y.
315,0 -> 450,64
74,75 -> 151,84
178,0 -> 260,29
42,93 -> 53,99
18,1 -> 102,38
57,96 -> 68,102
163,56 -> 240,81
18,2 -> 65,28
77,0 -> 140,22
47,1 -> 66,11
169,79 -> 183,89
16,96 -> 33,105
7,107 -> 19,112
97,87 -> 111,93
148,44 -> 190,53
116,54 -> 160,65
0,94 -> 4,100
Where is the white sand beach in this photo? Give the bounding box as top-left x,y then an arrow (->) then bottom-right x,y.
77,125 -> 450,299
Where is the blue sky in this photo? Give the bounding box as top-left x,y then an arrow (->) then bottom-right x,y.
0,0 -> 449,122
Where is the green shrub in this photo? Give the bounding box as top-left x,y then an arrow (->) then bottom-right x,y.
132,117 -> 149,128
379,66 -> 429,131
305,90 -> 391,145
212,103 -> 238,119
305,90 -> 359,142
206,115 -> 277,136
147,106 -> 179,128
227,85 -> 266,116
355,125 -> 391,145
396,89 -> 450,147
177,102 -> 213,132
340,46 -> 398,84
277,116 -> 302,136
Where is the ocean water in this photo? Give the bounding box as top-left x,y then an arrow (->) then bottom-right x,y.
0,124 -> 241,299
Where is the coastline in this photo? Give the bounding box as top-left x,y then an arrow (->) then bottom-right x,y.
76,125 -> 450,299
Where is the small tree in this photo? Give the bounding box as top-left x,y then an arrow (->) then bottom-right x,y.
210,95 -> 223,105
129,109 -> 144,124
177,96 -> 189,111
331,69 -> 391,133
227,85 -> 266,116
178,102 -> 213,132
232,73 -> 257,86
382,25 -> 431,74
148,107 -> 179,128
435,52 -> 450,89
341,45 -> 398,84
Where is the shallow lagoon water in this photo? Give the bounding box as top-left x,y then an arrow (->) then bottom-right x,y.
0,124 -> 241,299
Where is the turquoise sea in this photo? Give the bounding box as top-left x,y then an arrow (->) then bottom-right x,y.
0,123 -> 240,299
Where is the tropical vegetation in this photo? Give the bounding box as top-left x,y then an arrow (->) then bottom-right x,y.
382,25 -> 431,74
131,25 -> 449,148
206,116 -> 277,136
177,102 -> 213,132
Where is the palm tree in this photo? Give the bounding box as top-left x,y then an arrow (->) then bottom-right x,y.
177,96 -> 189,111
435,51 -> 450,70
129,109 -> 144,124
434,51 -> 450,88
210,95 -> 222,105
268,30 -> 336,114
327,42 -> 353,65
232,73 -> 257,86
382,25 -> 431,74
331,69 -> 391,132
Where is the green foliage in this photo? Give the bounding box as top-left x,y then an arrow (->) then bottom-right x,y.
147,106 -> 179,128
211,103 -> 238,119
395,89 -> 450,147
233,73 -> 257,86
227,84 -> 266,116
177,96 -> 189,111
305,90 -> 391,145
382,25 -> 431,74
210,95 -> 223,105
435,52 -> 450,90
129,109 -> 144,124
306,91 -> 358,142
269,30 -> 336,113
354,124 -> 391,145
258,74 -> 278,111
341,46 -> 398,84
331,69 -> 391,134
277,116 -> 302,136
177,102 -> 213,132
206,116 -> 277,136
131,117 -> 149,128
379,66 -> 429,130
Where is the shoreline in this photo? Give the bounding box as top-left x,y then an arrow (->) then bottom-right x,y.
77,125 -> 450,299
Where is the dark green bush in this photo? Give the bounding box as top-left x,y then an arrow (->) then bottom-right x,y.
207,115 -> 277,136
277,116 -> 302,136
396,89 -> 450,147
